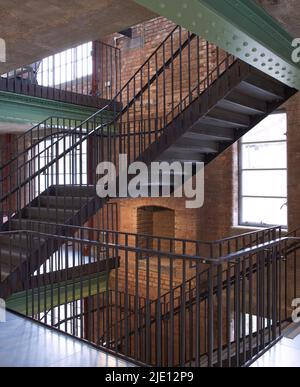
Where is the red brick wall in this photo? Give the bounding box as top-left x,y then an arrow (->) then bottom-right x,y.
109,197 -> 201,299
104,16 -> 221,125
95,18 -> 300,360
102,16 -> 236,244
105,17 -> 176,89
0,134 -> 31,215
286,93 -> 300,231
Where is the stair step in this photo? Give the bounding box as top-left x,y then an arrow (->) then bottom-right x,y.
0,267 -> 11,282
51,185 -> 96,198
38,196 -> 93,210
0,246 -> 28,267
173,139 -> 219,154
157,148 -> 205,163
23,207 -> 74,222
10,219 -> 59,234
0,245 -> 30,283
0,234 -> 46,249
247,71 -> 288,99
223,90 -> 267,115
204,108 -> 250,128
238,74 -> 287,102
184,126 -> 235,142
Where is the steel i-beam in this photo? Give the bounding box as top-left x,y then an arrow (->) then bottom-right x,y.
134,0 -> 300,90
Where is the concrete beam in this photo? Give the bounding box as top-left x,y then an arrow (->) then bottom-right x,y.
257,0 -> 300,37
0,91 -> 113,133
0,0 -> 156,73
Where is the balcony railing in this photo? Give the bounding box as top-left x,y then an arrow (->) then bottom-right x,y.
1,224 -> 298,367
0,41 -> 121,106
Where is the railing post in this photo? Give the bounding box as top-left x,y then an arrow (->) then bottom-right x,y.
207,263 -> 214,367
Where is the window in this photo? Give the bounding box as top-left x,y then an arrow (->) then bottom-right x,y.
36,42 -> 93,87
39,300 -> 83,337
30,135 -> 87,197
239,112 -> 287,228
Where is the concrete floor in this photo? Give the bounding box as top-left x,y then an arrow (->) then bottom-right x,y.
251,334 -> 300,368
2,310 -> 299,367
0,311 -> 135,367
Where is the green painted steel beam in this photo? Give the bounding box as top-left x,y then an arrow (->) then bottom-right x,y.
134,0 -> 300,90
6,273 -> 107,315
0,91 -> 113,127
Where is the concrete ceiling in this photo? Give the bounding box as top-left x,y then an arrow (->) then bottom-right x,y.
0,122 -> 32,134
0,0 -> 156,73
257,0 -> 300,37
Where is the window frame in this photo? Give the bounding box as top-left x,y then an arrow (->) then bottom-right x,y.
238,110 -> 288,228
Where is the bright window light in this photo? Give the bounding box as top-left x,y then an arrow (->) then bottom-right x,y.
36,42 -> 93,87
239,112 -> 287,227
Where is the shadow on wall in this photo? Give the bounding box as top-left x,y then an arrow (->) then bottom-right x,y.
137,206 -> 175,254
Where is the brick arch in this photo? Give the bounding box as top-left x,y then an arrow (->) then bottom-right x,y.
136,205 -> 175,253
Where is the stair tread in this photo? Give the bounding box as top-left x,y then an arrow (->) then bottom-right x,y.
0,234 -> 47,247
9,219 -> 62,231
205,107 -> 250,128
185,126 -> 235,142
173,139 -> 219,153
224,90 -> 267,115
38,196 -> 94,211
0,245 -> 28,267
23,207 -> 75,221
51,185 -> 96,197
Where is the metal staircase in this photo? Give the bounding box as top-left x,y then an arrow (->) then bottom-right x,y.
0,25 -> 297,297
0,25 -> 298,365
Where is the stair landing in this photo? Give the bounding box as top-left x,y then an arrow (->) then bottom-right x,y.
251,327 -> 300,368
0,311 -> 136,367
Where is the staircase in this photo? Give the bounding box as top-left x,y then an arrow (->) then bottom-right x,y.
0,26 -> 297,302
155,63 -> 294,165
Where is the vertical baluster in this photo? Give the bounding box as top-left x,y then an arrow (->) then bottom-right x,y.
134,235 -> 139,360
157,239 -> 162,366
217,259 -> 223,367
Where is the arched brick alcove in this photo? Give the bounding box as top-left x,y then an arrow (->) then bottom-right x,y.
136,206 -> 175,253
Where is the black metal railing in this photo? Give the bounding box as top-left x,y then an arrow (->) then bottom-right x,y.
0,25 -> 235,233
0,41 -> 121,105
1,226 -> 299,367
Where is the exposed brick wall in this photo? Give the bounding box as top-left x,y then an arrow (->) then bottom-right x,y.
198,92 -> 300,241
87,18 -> 300,360
119,197 -> 200,243
104,17 -> 300,309
0,134 -> 31,216
104,16 -> 222,125
137,207 -> 154,237
152,208 -> 175,251
101,17 -> 270,303
136,206 -> 175,247
109,197 -> 201,299
286,93 -> 300,231
102,16 -> 236,245
105,17 -> 176,89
